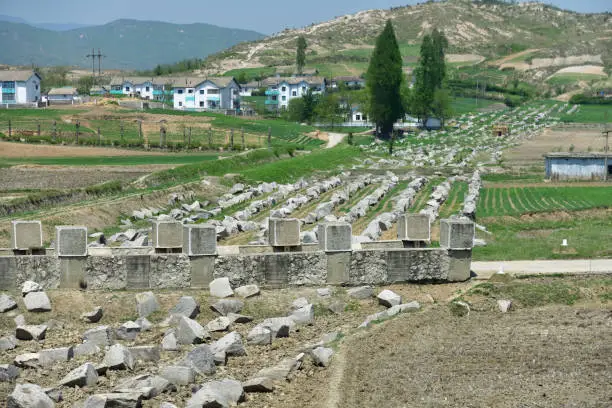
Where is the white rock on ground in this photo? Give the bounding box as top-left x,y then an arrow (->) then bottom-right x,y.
103,344 -> 135,371
83,393 -> 142,408
497,299 -> 512,313
255,354 -> 303,381
161,332 -> 179,351
0,335 -> 18,351
176,316 -> 210,345
14,353 -> 40,368
209,277 -> 234,298
23,292 -> 51,312
246,325 -> 273,345
0,364 -> 19,382
83,325 -> 114,347
128,346 -> 160,362
181,344 -> 216,375
15,325 -> 47,341
21,281 -> 42,296
7,383 -> 54,408
114,374 -> 176,398
39,347 -> 74,366
59,362 -> 98,387
170,296 -> 200,318
261,317 -> 296,338
291,297 -> 309,310
234,284 -> 260,298
210,299 -> 244,316
135,292 -> 160,318
160,365 -> 195,386
116,321 -> 141,341
242,377 -> 275,393
317,288 -> 332,297
290,304 -> 314,325
210,332 -> 246,357
186,379 -> 244,408
206,316 -> 232,332
81,307 -> 103,323
0,294 -> 18,313
311,347 -> 334,367
74,343 -> 100,358
347,286 -> 374,299
377,289 -> 402,308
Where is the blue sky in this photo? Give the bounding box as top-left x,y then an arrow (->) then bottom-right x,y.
0,0 -> 610,33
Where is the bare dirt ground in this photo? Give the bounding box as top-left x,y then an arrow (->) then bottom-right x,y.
0,141 -> 166,158
0,166 -> 173,190
0,282 -> 473,407
552,65 -> 607,76
504,127 -> 606,168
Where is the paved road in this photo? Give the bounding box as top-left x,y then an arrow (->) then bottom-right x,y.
471,259 -> 612,280
326,132 -> 346,148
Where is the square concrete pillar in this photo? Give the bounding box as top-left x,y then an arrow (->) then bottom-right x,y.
268,218 -> 300,247
397,214 -> 430,242
56,226 -> 88,257
447,250 -> 472,282
12,221 -> 43,250
189,256 -> 216,288
183,225 -> 217,256
440,219 -> 475,250
318,223 -> 352,252
152,220 -> 183,249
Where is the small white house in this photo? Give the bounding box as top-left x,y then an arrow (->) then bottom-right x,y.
265,77 -> 326,110
109,77 -> 169,100
239,81 -> 261,97
331,76 -> 365,89
47,87 -> 79,104
173,77 -> 240,111
0,70 -> 42,105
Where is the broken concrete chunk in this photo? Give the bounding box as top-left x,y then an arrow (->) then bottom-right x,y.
209,277 -> 234,298
103,344 -> 135,371
59,362 -> 98,387
23,292 -> 51,312
0,294 -> 18,313
15,325 -> 47,341
377,289 -> 401,308
81,307 -> 103,323
135,292 -> 160,318
7,383 -> 54,408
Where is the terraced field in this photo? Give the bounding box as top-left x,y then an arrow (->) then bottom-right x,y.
478,186 -> 612,218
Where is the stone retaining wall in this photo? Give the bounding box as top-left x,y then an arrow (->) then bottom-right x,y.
0,247 -> 470,290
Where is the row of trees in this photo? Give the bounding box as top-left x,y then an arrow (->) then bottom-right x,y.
365,20 -> 452,138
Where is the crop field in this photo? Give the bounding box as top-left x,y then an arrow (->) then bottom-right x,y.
560,104 -> 612,123
546,73 -> 607,86
478,186 -> 612,218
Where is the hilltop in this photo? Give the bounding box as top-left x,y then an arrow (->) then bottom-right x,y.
200,0 -> 611,90
0,19 -> 264,69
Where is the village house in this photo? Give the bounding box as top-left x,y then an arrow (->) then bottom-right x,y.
109,77 -> 170,100
89,86 -> 109,96
239,81 -> 261,97
172,77 -> 241,111
265,77 -> 327,110
0,70 -> 42,105
47,87 -> 79,104
331,76 -> 365,89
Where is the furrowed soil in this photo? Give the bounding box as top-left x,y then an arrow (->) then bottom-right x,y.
0,141 -> 166,158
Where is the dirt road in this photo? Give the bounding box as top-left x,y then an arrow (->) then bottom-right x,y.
472,259 -> 612,279
326,132 -> 346,148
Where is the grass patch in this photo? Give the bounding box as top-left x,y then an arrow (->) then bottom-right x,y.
546,73 -> 606,86
467,280 -> 581,306
451,96 -> 505,114
473,210 -> 612,260
560,104 -> 612,123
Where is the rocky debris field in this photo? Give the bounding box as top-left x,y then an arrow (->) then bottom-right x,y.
0,280 -> 472,407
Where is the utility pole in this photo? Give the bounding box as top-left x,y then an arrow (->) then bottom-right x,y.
603,111 -> 610,182
86,48 -> 96,77
96,49 -> 105,76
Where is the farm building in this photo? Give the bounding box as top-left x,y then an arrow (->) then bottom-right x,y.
0,70 -> 42,105
47,87 -> 79,104
545,152 -> 612,181
265,77 -> 327,110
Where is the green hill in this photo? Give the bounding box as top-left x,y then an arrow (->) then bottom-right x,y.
0,19 -> 264,70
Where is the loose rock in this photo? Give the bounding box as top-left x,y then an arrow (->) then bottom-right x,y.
7,383 -> 54,408
377,289 -> 401,308
81,307 -> 103,323
242,377 -> 274,393
0,364 -> 19,382
21,281 -> 42,296
176,316 -> 210,345
0,294 -> 18,313
59,362 -> 98,387
23,292 -> 52,312
311,347 -> 334,367
15,324 -> 47,341
234,284 -> 260,298
347,286 -> 374,299
103,344 -> 135,371
209,277 -> 234,298
170,296 -> 200,318
497,299 -> 512,313
181,344 -> 216,375
135,292 -> 160,318
210,299 -> 244,316
186,379 -> 244,408
160,365 -> 195,386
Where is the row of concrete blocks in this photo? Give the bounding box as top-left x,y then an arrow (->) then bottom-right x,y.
10,215 -> 475,256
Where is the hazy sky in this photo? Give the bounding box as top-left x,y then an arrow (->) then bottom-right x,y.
1,0 -> 610,34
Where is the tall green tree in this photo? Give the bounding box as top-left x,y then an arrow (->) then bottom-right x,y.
296,36 -> 307,75
411,28 -> 449,123
315,93 -> 345,128
366,20 -> 404,138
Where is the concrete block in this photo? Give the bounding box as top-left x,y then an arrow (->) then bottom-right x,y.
447,249 -> 472,282
56,226 -> 87,257
190,256 -> 215,287
11,221 -> 43,250
59,257 -> 86,289
397,214 -> 430,241
151,221 -> 183,249
268,218 -> 300,247
326,252 -> 350,284
440,219 -> 475,250
318,223 -> 352,252
183,225 -> 216,256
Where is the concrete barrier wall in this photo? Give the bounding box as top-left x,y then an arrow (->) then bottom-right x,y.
0,247 -> 470,290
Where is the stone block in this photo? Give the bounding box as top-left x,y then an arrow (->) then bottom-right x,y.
397,213 -> 430,241
440,219 -> 475,249
11,221 -> 43,250
447,249 -> 472,282
318,222 -> 352,252
56,226 -> 88,257
326,252 -> 351,284
268,218 -> 300,247
183,225 -> 216,256
152,221 -> 183,249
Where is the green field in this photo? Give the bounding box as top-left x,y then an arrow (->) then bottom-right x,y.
222,67 -> 276,81
546,73 -> 607,86
473,212 -> 612,260
560,104 -> 612,123
451,97 -> 504,114
478,186 -> 612,218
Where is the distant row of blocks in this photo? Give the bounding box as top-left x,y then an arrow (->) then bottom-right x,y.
10,215 -> 475,256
